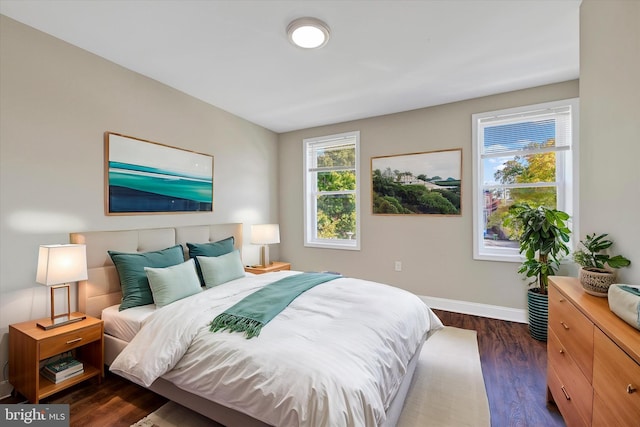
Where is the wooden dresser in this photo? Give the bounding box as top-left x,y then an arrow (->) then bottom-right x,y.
547,276 -> 640,426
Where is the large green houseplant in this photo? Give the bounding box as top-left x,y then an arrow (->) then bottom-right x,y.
504,203 -> 571,341
573,233 -> 630,297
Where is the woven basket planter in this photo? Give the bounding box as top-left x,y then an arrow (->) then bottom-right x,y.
579,267 -> 616,297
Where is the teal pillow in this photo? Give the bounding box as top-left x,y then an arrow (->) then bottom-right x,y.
197,250 -> 245,288
187,236 -> 234,257
187,236 -> 235,283
144,259 -> 202,308
108,244 -> 184,311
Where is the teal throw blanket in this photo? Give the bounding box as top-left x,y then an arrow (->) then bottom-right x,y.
209,272 -> 341,338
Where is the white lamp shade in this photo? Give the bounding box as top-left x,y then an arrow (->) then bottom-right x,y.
251,224 -> 280,245
36,244 -> 88,286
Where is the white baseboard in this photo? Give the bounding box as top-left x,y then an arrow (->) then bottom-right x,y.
0,380 -> 13,400
420,295 -> 528,324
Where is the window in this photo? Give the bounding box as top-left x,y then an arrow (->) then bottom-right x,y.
304,131 -> 360,250
472,99 -> 578,262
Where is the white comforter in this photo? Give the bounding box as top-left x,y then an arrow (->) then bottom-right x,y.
110,271 -> 443,427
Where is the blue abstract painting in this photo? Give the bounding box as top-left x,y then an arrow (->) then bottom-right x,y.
106,133 -> 213,214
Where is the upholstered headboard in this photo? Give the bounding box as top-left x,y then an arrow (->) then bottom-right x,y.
70,223 -> 243,318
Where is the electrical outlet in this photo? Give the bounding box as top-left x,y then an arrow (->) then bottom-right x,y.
394,261 -> 402,271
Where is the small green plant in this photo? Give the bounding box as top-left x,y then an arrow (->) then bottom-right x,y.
504,203 -> 571,294
573,233 -> 630,270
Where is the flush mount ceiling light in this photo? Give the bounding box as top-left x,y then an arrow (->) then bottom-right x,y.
287,17 -> 330,49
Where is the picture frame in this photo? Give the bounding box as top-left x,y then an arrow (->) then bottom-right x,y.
371,148 -> 462,215
105,132 -> 213,215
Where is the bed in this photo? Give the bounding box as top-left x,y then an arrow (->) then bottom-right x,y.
70,223 -> 443,427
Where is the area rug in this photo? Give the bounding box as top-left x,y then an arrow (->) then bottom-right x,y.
131,326 -> 490,427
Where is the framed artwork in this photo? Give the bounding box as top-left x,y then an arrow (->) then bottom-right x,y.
371,148 -> 462,215
105,132 -> 213,215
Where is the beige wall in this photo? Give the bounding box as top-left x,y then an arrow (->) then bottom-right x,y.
579,0 -> 640,285
278,81 -> 579,312
0,16 -> 279,381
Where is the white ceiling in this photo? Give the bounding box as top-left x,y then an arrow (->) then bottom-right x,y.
0,0 -> 581,133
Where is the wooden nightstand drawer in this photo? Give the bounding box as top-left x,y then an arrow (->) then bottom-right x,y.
549,284 -> 594,381
593,327 -> 640,426
40,323 -> 102,359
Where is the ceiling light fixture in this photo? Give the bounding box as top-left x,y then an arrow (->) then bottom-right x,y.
287,17 -> 330,49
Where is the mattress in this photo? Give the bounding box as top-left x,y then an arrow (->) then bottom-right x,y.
102,303 -> 156,342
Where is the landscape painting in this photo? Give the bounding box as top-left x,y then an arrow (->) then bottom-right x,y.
371,148 -> 462,215
105,132 -> 213,214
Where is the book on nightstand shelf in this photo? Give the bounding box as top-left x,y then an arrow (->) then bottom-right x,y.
41,356 -> 84,383
41,367 -> 84,384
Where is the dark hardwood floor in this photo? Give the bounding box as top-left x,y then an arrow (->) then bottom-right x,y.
433,309 -> 565,427
2,310 -> 565,427
1,372 -> 167,427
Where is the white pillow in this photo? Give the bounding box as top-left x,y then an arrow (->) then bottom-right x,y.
144,258 -> 202,307
197,250 -> 245,288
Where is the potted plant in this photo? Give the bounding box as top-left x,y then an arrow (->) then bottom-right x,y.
573,233 -> 630,297
504,203 -> 571,341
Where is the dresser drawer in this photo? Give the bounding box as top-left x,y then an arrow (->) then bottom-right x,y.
593,393 -> 623,427
39,324 -> 102,359
593,327 -> 640,426
547,329 -> 592,426
549,284 -> 594,381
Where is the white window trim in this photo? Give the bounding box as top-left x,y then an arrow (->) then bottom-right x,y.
472,98 -> 579,262
303,131 -> 361,250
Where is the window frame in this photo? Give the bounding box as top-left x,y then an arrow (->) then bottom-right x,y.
472,98 -> 579,262
303,131 -> 361,250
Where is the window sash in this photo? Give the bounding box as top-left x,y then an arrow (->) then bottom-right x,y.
304,131 -> 360,250
479,109 -> 572,158
472,98 -> 578,262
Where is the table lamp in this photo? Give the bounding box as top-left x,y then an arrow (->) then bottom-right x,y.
36,244 -> 88,330
251,224 -> 280,267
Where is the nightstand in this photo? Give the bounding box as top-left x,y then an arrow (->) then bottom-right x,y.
245,261 -> 291,274
9,313 -> 104,403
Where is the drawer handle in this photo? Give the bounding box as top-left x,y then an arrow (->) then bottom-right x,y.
559,298 -> 566,303
560,321 -> 569,330
561,386 -> 571,400
628,384 -> 637,394
559,348 -> 564,355
66,337 -> 83,344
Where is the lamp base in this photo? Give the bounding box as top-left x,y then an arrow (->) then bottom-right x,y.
37,313 -> 86,330
260,244 -> 272,267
